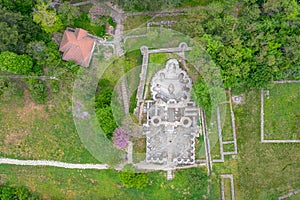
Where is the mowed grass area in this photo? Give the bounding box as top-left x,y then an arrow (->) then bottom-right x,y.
219,103 -> 234,141
0,164 -> 209,199
264,83 -> 300,140
0,75 -> 98,163
215,89 -> 300,199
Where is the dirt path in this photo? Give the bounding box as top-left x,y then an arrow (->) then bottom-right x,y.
0,158 -> 108,170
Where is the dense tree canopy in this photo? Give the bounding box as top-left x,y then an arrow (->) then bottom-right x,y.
0,0 -> 35,15
180,0 -> 300,89
0,51 -> 33,75
0,7 -> 50,54
58,1 -> 80,27
112,0 -> 183,11
33,1 -> 63,33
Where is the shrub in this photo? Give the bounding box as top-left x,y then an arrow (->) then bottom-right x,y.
96,106 -> 117,138
119,164 -> 148,189
74,12 -> 106,37
0,184 -> 40,200
28,78 -> 47,104
113,127 -> 130,149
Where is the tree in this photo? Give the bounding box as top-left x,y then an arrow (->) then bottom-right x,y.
96,106 -> 118,138
0,7 -> 51,54
58,2 -> 80,27
0,22 -> 19,52
0,0 -> 35,15
185,0 -> 300,89
192,78 -> 211,113
26,41 -> 48,62
0,51 -> 33,75
0,77 -> 20,101
33,1 -> 63,33
113,127 -> 130,149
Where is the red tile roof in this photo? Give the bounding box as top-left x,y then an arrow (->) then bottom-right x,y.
59,28 -> 95,67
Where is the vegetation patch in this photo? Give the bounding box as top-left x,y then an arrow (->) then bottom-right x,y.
264,83 -> 300,140
226,90 -> 300,199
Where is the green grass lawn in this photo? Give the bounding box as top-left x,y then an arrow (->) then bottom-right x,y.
215,89 -> 300,200
223,178 -> 232,200
0,165 -> 210,199
287,192 -> 300,200
0,73 -> 98,163
219,103 -> 234,141
264,83 -> 300,140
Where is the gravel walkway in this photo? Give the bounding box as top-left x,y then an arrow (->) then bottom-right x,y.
0,158 -> 108,170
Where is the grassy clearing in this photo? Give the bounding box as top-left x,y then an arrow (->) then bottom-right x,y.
195,135 -> 206,160
0,73 -> 98,163
223,143 -> 235,153
225,89 -> 300,199
0,164 -> 210,199
264,83 -> 300,140
208,112 -> 222,160
219,103 -> 234,141
133,138 -> 146,163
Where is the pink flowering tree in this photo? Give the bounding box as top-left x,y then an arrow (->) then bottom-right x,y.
113,127 -> 130,149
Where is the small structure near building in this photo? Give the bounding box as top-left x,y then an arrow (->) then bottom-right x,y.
143,59 -> 199,166
59,28 -> 96,68
232,95 -> 244,104
106,24 -> 115,36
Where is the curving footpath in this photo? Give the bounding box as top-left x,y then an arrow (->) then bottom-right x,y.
0,158 -> 108,170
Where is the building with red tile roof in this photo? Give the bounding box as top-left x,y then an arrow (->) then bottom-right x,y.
59,28 -> 95,68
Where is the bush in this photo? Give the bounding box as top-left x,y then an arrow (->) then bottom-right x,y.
74,12 -> 106,37
0,184 -> 40,200
192,78 -> 211,113
174,168 -> 208,199
0,78 -> 21,101
96,106 -> 117,138
95,88 -> 113,108
108,17 -> 117,28
28,78 -> 47,104
119,164 -> 148,189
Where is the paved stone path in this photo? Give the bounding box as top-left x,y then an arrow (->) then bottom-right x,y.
278,190 -> 300,200
134,161 -> 205,171
71,1 -> 91,7
274,80 -> 300,83
0,158 -> 108,169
